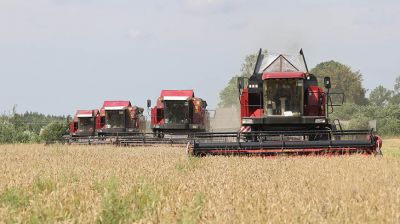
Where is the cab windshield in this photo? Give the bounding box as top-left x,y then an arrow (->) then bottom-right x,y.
264,79 -> 303,116
164,100 -> 189,124
78,117 -> 93,132
106,110 -> 125,128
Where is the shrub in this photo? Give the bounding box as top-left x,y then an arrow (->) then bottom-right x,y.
332,104 -> 400,135
0,119 -> 18,143
40,121 -> 69,143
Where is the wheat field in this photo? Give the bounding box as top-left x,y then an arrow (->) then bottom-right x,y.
0,139 -> 400,223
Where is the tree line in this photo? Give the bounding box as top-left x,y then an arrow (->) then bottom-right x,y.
219,50 -> 400,135
0,107 -> 69,143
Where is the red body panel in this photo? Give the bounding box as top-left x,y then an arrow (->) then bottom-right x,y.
151,107 -> 164,126
192,98 -> 207,124
251,109 -> 264,117
240,89 -> 264,118
70,121 -> 78,134
240,89 -> 250,118
304,86 -> 326,116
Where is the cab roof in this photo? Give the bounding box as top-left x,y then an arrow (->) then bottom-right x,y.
161,90 -> 194,97
102,101 -> 132,110
161,90 -> 194,100
75,109 -> 98,118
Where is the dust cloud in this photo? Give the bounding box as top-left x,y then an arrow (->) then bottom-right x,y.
210,107 -> 241,132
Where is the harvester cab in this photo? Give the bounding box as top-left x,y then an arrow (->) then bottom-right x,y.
98,101 -> 145,136
151,90 -> 209,138
189,49 -> 382,156
70,110 -> 100,137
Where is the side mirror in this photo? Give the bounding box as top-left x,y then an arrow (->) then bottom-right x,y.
147,99 -> 151,108
237,77 -> 244,90
324,77 -> 331,89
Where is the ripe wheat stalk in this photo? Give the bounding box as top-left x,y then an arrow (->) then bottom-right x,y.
0,140 -> 399,223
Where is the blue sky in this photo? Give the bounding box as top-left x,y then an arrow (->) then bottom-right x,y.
1,0 -> 399,115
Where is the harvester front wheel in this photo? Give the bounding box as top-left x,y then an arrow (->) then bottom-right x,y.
375,136 -> 383,156
309,126 -> 333,141
153,130 -> 165,139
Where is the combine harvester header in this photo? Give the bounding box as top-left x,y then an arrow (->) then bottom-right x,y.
189,49 -> 382,156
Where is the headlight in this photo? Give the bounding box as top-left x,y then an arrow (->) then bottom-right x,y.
315,118 -> 326,123
106,124 -> 111,128
242,118 -> 254,124
192,125 -> 198,129
249,84 -> 258,88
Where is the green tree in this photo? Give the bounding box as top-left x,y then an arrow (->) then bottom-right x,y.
330,103 -> 360,121
390,75 -> 400,105
310,61 -> 368,105
219,50 -> 267,108
369,85 -> 393,107
0,118 -> 18,143
0,107 -> 68,144
218,76 -> 240,108
394,76 -> 400,93
40,121 -> 69,143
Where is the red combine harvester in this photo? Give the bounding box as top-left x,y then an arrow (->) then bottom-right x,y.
149,90 -> 210,138
70,110 -> 101,137
98,101 -> 146,136
189,49 -> 382,156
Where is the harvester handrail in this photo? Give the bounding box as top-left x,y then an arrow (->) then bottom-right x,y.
192,129 -> 373,137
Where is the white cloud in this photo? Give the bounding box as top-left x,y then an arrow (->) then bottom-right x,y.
127,29 -> 142,39
184,0 -> 225,8
1,0 -> 400,114
180,0 -> 242,13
